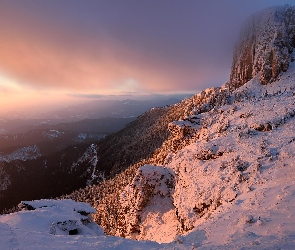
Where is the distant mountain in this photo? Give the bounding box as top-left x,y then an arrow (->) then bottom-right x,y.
0,117 -> 135,157
34,98 -> 182,121
0,98 -> 182,134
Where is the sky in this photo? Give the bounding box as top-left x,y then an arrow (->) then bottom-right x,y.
0,0 -> 295,114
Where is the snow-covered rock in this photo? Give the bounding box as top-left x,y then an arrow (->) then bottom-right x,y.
12,199 -> 102,236
0,199 -> 162,249
230,5 -> 295,89
118,165 -> 175,242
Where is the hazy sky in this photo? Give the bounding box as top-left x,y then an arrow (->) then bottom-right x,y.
1,0 -> 295,113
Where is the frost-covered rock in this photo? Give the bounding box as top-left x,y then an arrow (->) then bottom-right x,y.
13,199 -> 103,236
230,5 -> 295,90
118,165 -> 175,241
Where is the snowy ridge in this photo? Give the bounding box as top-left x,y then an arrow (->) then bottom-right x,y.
98,59 -> 295,247
84,59 -> 295,247
0,145 -> 41,162
2,66 -> 295,248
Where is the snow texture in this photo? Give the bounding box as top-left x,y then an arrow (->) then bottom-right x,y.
43,130 -> 64,139
0,199 -> 161,249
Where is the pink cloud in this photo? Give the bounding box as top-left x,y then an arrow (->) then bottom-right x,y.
0,2 -> 230,97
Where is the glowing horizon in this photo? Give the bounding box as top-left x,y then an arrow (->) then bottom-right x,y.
1,0 -> 294,115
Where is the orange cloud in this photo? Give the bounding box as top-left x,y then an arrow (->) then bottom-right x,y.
0,3 -> 228,100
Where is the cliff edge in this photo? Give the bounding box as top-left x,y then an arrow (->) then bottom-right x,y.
230,5 -> 295,90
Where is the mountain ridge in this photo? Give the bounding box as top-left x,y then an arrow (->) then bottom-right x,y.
1,5 -> 295,249
62,5 -> 295,244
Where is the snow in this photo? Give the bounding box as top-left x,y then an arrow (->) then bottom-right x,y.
0,145 -> 41,162
43,130 -> 64,139
119,165 -> 176,243
70,143 -> 102,185
3,68 -> 295,249
230,5 -> 295,87
0,199 -> 162,249
20,199 -> 96,214
77,133 -> 87,140
162,61 -> 295,248
179,155 -> 295,249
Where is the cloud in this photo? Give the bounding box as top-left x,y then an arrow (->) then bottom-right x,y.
0,0 -> 294,98
68,93 -> 104,99
0,27 -> 219,95
0,1 -> 234,95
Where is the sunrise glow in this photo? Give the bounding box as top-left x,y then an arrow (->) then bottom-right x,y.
1,0 -> 294,115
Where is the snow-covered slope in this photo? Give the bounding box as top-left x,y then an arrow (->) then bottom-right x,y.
63,55 -> 295,249
2,69 -> 295,250
2,5 -> 295,250
97,60 -> 295,246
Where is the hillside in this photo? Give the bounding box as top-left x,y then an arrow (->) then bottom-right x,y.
1,4 -> 295,249
0,99 -> 180,212
63,5 -> 295,246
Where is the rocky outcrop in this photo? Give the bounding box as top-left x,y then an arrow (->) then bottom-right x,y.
117,165 -> 175,239
17,199 -> 103,236
230,5 -> 295,90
